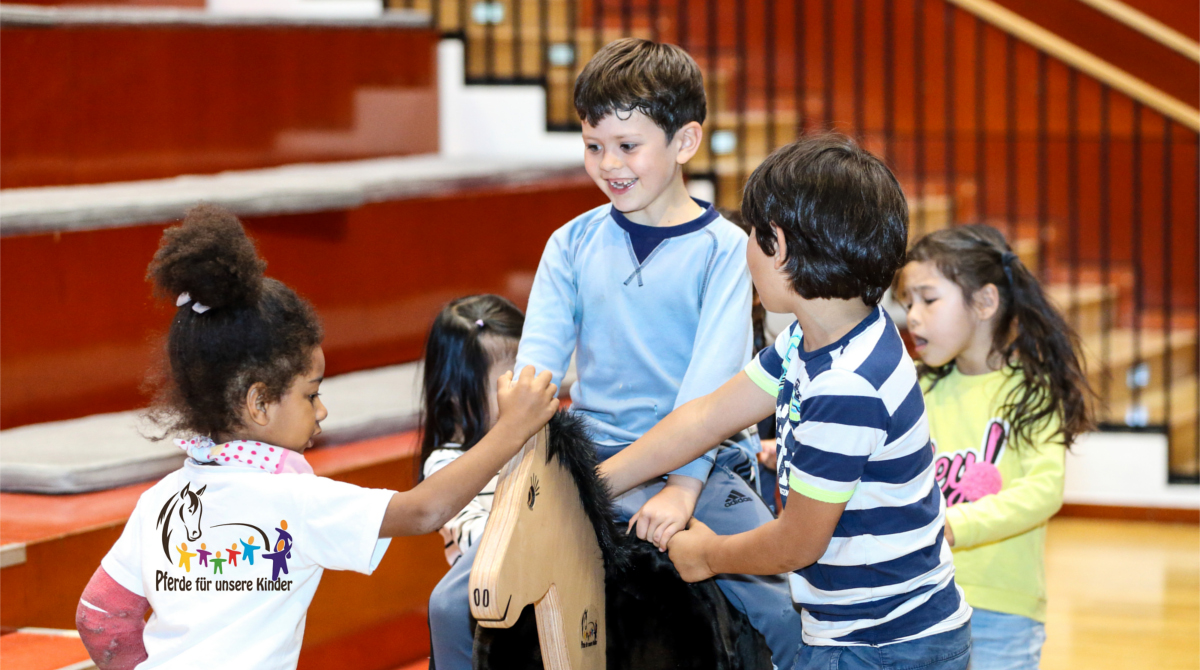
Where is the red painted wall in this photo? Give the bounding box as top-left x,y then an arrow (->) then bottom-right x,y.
0,178 -> 606,429
1,24 -> 440,188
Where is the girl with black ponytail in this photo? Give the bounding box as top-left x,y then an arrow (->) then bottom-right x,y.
896,223 -> 1093,670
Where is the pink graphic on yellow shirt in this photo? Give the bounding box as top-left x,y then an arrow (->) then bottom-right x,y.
176,542 -> 198,572
934,419 -> 1007,506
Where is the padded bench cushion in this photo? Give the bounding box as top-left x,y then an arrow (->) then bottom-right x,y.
0,362 -> 421,494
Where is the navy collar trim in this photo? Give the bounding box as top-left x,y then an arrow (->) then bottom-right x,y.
609,198 -> 719,239
797,306 -> 884,361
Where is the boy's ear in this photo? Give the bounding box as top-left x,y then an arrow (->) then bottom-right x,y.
772,224 -> 789,269
673,121 -> 704,164
972,283 -> 1001,322
244,382 -> 272,427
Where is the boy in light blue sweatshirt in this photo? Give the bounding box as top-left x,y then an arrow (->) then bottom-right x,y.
427,37 -> 804,670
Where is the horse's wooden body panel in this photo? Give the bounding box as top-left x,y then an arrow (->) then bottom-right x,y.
470,426 -> 606,670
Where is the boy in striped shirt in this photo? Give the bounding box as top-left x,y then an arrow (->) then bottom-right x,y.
601,134 -> 972,669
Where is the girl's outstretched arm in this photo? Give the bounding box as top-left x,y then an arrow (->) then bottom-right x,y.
379,366 -> 558,538
76,567 -> 150,670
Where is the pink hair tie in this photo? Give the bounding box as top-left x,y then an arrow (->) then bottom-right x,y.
475,319 -> 486,329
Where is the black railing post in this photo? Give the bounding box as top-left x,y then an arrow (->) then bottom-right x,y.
1067,68 -> 1080,330
766,0 -> 777,150
974,17 -> 986,223
1161,117 -> 1173,460
514,0 -> 524,79
883,0 -> 894,164
736,0 -> 748,191
914,0 -> 927,236
945,3 -> 956,226
1005,33 -> 1017,242
1131,101 -> 1145,418
823,0 -> 835,130
854,0 -> 865,141
1099,84 -> 1112,410
1036,51 -> 1048,281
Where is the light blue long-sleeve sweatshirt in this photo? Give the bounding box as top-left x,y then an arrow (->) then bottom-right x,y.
515,200 -> 753,481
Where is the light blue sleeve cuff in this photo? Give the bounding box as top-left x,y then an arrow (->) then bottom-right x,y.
668,448 -> 717,482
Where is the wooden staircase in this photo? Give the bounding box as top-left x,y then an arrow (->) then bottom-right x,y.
392,0 -> 1200,480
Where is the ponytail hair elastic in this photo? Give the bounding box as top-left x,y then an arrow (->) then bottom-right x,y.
176,292 -> 211,314
475,319 -> 486,329
1000,251 -> 1018,286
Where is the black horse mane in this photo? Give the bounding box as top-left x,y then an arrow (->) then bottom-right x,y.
491,411 -> 774,670
545,411 -> 631,574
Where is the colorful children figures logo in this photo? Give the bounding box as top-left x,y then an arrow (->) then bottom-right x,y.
261,520 -> 293,581
156,483 -> 294,582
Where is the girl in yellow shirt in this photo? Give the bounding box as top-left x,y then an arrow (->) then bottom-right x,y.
896,224 -> 1093,670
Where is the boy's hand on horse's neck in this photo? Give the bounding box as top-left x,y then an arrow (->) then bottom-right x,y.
628,475 -> 702,550
668,492 -> 846,580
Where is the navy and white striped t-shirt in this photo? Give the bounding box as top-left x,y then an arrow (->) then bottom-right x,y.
745,306 -> 971,646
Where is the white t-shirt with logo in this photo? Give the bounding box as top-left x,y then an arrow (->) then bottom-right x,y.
100,460 -> 394,670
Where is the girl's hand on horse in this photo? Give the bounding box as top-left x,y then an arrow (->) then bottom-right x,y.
665,518 -> 719,582
628,475 -> 702,551
495,366 -> 560,443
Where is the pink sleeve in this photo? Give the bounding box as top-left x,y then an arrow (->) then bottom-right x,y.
76,566 -> 150,670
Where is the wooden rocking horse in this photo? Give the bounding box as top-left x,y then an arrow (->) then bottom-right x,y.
469,412 -> 773,670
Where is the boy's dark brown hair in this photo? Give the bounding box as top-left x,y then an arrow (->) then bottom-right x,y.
573,37 -> 706,140
742,133 -> 908,307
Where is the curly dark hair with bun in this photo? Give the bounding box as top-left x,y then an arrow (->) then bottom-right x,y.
145,204 -> 322,440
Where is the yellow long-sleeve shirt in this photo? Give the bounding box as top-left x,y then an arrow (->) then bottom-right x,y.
924,367 -> 1065,623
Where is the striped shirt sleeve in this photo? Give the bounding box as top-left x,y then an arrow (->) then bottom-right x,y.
745,321 -> 794,395
785,370 -> 887,504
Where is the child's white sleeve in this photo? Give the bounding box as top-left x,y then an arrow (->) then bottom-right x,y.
298,476 -> 396,574
100,503 -> 147,597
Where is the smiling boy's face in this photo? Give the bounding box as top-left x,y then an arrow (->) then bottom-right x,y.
582,110 -> 701,224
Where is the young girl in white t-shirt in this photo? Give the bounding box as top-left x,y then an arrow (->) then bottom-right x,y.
75,206 -> 558,670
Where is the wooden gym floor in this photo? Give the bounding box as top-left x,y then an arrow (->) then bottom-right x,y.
1042,518 -> 1198,670
395,517 -> 1199,670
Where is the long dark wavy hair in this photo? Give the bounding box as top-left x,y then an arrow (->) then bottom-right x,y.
419,294 -> 524,476
904,224 -> 1094,449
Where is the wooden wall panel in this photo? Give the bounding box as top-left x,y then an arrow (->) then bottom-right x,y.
0,24 -> 439,188
0,178 -> 606,429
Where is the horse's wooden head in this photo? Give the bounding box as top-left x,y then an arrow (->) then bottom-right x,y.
470,412 -> 614,669
472,411 -> 773,669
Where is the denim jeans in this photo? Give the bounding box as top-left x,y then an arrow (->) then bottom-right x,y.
967,609 -> 1045,670
793,623 -> 971,670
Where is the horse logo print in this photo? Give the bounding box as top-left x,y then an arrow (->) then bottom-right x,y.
156,482 -> 206,561
580,608 -> 598,648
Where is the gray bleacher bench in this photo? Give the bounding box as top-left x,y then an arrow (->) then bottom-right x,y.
0,154 -> 585,236
0,362 -> 423,494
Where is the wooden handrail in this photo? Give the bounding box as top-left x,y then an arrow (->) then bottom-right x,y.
946,0 -> 1200,132
1074,0 -> 1200,63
